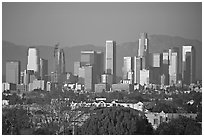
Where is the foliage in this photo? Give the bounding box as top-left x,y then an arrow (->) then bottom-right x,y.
77,107 -> 153,135
152,101 -> 177,113
155,116 -> 202,135
9,93 -> 22,105
32,128 -> 55,135
2,108 -> 31,135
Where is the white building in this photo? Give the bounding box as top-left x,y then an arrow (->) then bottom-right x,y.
28,80 -> 45,91
27,47 -> 40,73
140,69 -> 149,85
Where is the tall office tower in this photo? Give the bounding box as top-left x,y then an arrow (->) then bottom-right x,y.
80,50 -> 97,84
182,46 -> 195,84
23,70 -> 28,85
123,57 -> 134,83
161,51 -> 169,85
134,56 -> 141,84
24,70 -> 36,85
81,51 -> 96,66
149,53 -> 162,84
20,71 -> 25,84
105,40 -> 116,83
78,67 -> 85,84
6,61 -> 21,84
140,69 -> 149,85
84,66 -> 93,92
138,33 -> 149,69
39,58 -> 48,81
74,62 -> 81,76
60,49 -> 66,74
168,49 -> 178,85
27,47 -> 40,74
53,44 -> 66,83
172,47 -> 182,80
54,44 -> 65,74
96,51 -> 104,83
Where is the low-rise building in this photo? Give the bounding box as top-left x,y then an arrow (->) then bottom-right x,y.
2,82 -> 16,92
95,83 -> 110,93
28,80 -> 45,91
112,83 -> 134,92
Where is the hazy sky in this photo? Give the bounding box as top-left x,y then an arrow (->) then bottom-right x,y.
2,2 -> 202,47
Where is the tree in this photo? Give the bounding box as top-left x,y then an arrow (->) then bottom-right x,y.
32,128 -> 55,135
155,116 -> 201,135
152,101 -> 177,113
2,108 -> 31,135
76,107 -> 153,135
9,93 -> 22,105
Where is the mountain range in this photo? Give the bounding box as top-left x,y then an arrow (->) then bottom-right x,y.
2,34 -> 202,82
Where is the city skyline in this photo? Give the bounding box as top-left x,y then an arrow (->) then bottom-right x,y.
2,2 -> 202,47
4,32 -> 197,91
2,2 -> 202,135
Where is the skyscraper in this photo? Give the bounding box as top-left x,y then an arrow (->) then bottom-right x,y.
39,58 -> 48,81
105,40 -> 116,83
149,53 -> 162,84
78,67 -> 85,84
81,50 -> 96,66
182,46 -> 195,84
134,56 -> 141,84
53,43 -> 66,83
161,51 -> 169,85
96,51 -> 104,83
74,61 -> 81,76
27,47 -> 40,74
54,44 -> 65,75
80,50 -> 98,85
84,66 -> 93,92
169,49 -> 178,85
140,69 -> 149,85
6,61 -> 20,84
138,33 -> 149,69
123,57 -> 134,80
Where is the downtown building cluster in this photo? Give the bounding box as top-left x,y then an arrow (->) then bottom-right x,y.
3,33 -> 196,93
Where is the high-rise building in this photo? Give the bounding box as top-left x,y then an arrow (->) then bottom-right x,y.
101,73 -> 113,84
149,53 -> 161,68
20,71 -> 25,84
74,62 -> 81,76
54,44 -> 65,74
182,46 -> 195,84
84,66 -> 93,92
140,69 -> 149,85
149,53 -> 162,84
27,47 -> 40,76
105,40 -> 116,83
134,56 -> 141,84
96,51 -> 104,83
6,61 -> 20,84
78,67 -> 85,84
123,57 -> 134,79
169,49 -> 178,85
161,51 -> 169,85
138,33 -> 149,69
53,44 -> 66,83
39,58 -> 48,81
172,47 -> 182,81
80,50 -> 98,85
81,51 -> 96,66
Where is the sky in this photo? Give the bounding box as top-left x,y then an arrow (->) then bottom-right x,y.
2,2 -> 202,47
